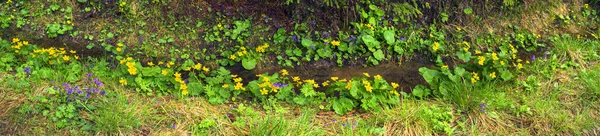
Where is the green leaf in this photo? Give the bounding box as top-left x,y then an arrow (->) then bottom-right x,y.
500,70 -> 514,81
373,49 -> 384,61
383,30 -> 395,45
457,51 -> 471,62
362,35 -> 380,51
242,59 -> 257,70
419,67 -> 441,84
412,85 -> 430,99
187,82 -> 204,96
332,97 -> 356,115
141,67 -> 161,77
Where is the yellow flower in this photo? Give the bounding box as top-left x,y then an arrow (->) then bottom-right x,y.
119,78 -> 127,85
217,23 -> 222,28
322,81 -> 329,87
161,70 -> 168,75
12,38 -> 19,43
260,88 -> 269,95
280,69 -> 289,76
174,72 -> 181,78
234,77 -> 243,83
331,40 -> 340,46
517,63 -> 523,69
313,83 -> 319,88
363,73 -> 370,77
585,4 -> 589,9
23,41 -> 29,45
158,61 -> 164,65
62,55 -> 70,61
345,82 -> 352,90
66,20 -> 71,24
69,50 -> 76,54
193,63 -> 202,70
441,65 -> 448,69
492,52 -> 499,61
234,82 -> 245,91
128,67 -> 137,75
432,42 -> 440,51
116,47 -> 122,52
126,62 -> 135,68
365,85 -> 373,92
471,72 -> 480,83
391,82 -> 399,89
117,43 -> 124,47
147,62 -> 154,66
478,56 -> 485,65
231,74 -> 238,78
475,50 -> 482,54
456,27 -> 461,31
374,75 -> 382,80
229,55 -> 236,60
185,67 -> 191,71
127,57 -> 133,61
202,66 -> 209,72
222,84 -> 230,88
304,79 -> 316,85
293,76 -> 300,82
120,59 -> 127,64
331,77 -> 338,81
119,1 -> 126,7
182,88 -> 189,95
489,72 -> 496,79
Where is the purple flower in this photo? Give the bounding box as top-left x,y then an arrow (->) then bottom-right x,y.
139,36 -> 144,43
24,66 -> 31,75
67,88 -> 74,95
342,123 -> 346,127
86,73 -> 93,77
388,17 -> 393,21
311,21 -> 316,25
100,91 -> 105,96
93,78 -> 104,87
171,124 -> 177,129
291,35 -> 299,41
480,103 -> 488,112
399,37 -> 405,41
272,82 -> 288,89
85,93 -> 91,100
531,55 -> 536,62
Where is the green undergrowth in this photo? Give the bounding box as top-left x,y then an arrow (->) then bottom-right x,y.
1,0 -> 600,135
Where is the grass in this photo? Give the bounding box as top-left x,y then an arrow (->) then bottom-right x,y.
2,53 -> 599,135
1,0 -> 600,135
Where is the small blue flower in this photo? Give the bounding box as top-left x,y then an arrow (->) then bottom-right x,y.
23,66 -> 31,75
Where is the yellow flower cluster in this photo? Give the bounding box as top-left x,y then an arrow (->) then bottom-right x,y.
256,43 -> 269,53
231,46 -> 249,60
10,38 -> 28,53
304,79 -> 318,88
509,44 -> 517,59
471,72 -> 480,83
362,80 -> 373,92
119,78 -> 127,86
331,40 -> 340,46
280,69 -> 289,76
119,57 -> 137,75
462,41 -> 470,52
119,1 -> 126,7
374,75 -> 383,81
491,52 -> 499,61
489,72 -> 496,79
432,42 -> 440,51
478,56 -> 485,65
31,45 -> 79,64
361,23 -> 375,30
116,43 -> 124,52
173,72 -> 188,95
232,75 -> 246,91
258,76 -> 280,95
